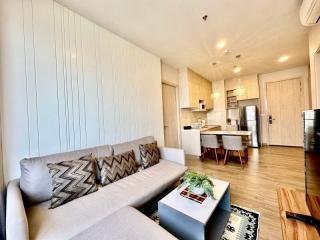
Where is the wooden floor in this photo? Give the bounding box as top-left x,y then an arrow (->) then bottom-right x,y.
186,146 -> 305,240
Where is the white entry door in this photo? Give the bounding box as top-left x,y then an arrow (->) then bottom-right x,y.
162,83 -> 179,148
266,78 -> 303,146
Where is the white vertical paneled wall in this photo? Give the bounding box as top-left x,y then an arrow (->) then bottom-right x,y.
0,0 -> 163,182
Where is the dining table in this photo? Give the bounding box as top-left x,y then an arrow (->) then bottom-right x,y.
200,130 -> 252,166
200,130 -> 252,149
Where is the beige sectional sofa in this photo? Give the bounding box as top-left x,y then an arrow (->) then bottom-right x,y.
6,136 -> 187,240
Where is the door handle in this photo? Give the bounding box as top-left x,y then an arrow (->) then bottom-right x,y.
268,115 -> 273,124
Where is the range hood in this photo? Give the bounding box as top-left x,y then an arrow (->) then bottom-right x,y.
191,108 -> 208,112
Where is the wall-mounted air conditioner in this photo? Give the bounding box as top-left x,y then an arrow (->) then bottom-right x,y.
300,0 -> 320,26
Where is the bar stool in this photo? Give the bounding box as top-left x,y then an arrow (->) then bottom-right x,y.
200,135 -> 220,164
222,135 -> 248,168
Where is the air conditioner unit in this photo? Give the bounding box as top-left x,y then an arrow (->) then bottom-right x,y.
300,0 -> 320,26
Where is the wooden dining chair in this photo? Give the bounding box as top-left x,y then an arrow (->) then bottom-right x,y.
222,135 -> 248,168
200,135 -> 220,164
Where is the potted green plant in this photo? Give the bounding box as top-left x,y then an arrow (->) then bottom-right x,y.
178,171 -> 215,199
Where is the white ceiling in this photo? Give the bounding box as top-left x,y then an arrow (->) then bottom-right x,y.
56,0 -> 310,81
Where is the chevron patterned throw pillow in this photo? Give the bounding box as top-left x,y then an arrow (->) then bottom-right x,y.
139,141 -> 160,169
97,150 -> 138,186
47,154 -> 98,209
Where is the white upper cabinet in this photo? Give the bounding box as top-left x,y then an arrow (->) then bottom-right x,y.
179,68 -> 213,109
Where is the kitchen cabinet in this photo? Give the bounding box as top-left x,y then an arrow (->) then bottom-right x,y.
179,68 -> 213,109
181,126 -> 221,156
188,70 -> 200,108
224,74 -> 259,101
203,79 -> 213,109
246,77 -> 260,99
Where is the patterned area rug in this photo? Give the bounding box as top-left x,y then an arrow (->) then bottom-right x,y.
148,204 -> 260,240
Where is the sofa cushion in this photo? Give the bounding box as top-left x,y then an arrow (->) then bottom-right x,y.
97,150 -> 138,186
26,160 -> 187,240
112,136 -> 155,165
47,154 -> 98,209
139,141 -> 160,169
20,145 -> 113,205
70,206 -> 177,240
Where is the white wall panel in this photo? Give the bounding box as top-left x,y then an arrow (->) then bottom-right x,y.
0,0 -> 30,181
74,14 -> 87,149
32,0 -> 60,155
81,17 -> 100,148
71,13 -> 78,148
0,0 -> 163,182
309,24 -> 320,109
53,3 -> 68,152
22,0 -> 40,157
95,25 -> 104,145
100,30 -> 117,144
63,8 -> 74,150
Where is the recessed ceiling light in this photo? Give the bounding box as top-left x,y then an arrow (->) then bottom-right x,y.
278,55 -> 289,62
216,40 -> 226,49
233,66 -> 241,73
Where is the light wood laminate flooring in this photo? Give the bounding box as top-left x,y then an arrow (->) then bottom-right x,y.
186,146 -> 305,240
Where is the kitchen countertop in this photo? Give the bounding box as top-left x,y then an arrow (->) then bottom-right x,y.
182,125 -> 221,132
201,130 -> 252,136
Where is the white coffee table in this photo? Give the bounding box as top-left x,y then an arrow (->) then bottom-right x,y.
158,178 -> 230,240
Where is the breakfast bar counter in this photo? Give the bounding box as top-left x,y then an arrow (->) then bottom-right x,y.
181,126 -> 221,156
201,130 -> 252,136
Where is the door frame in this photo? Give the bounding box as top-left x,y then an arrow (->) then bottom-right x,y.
314,46 -> 320,108
161,81 -> 181,148
0,99 -> 5,239
265,78 -> 303,146
259,66 -> 310,146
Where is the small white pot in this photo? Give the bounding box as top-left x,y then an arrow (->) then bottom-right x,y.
191,187 -> 205,195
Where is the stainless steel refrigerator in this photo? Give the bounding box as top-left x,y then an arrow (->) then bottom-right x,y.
240,106 -> 259,147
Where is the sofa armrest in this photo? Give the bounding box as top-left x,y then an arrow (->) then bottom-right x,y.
6,179 -> 29,240
159,147 -> 186,166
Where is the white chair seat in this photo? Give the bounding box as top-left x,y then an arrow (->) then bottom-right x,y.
222,135 -> 248,168
201,135 -> 220,149
222,136 -> 246,151
200,135 -> 220,163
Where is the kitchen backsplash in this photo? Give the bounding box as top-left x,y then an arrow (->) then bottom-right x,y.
180,109 -> 207,127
